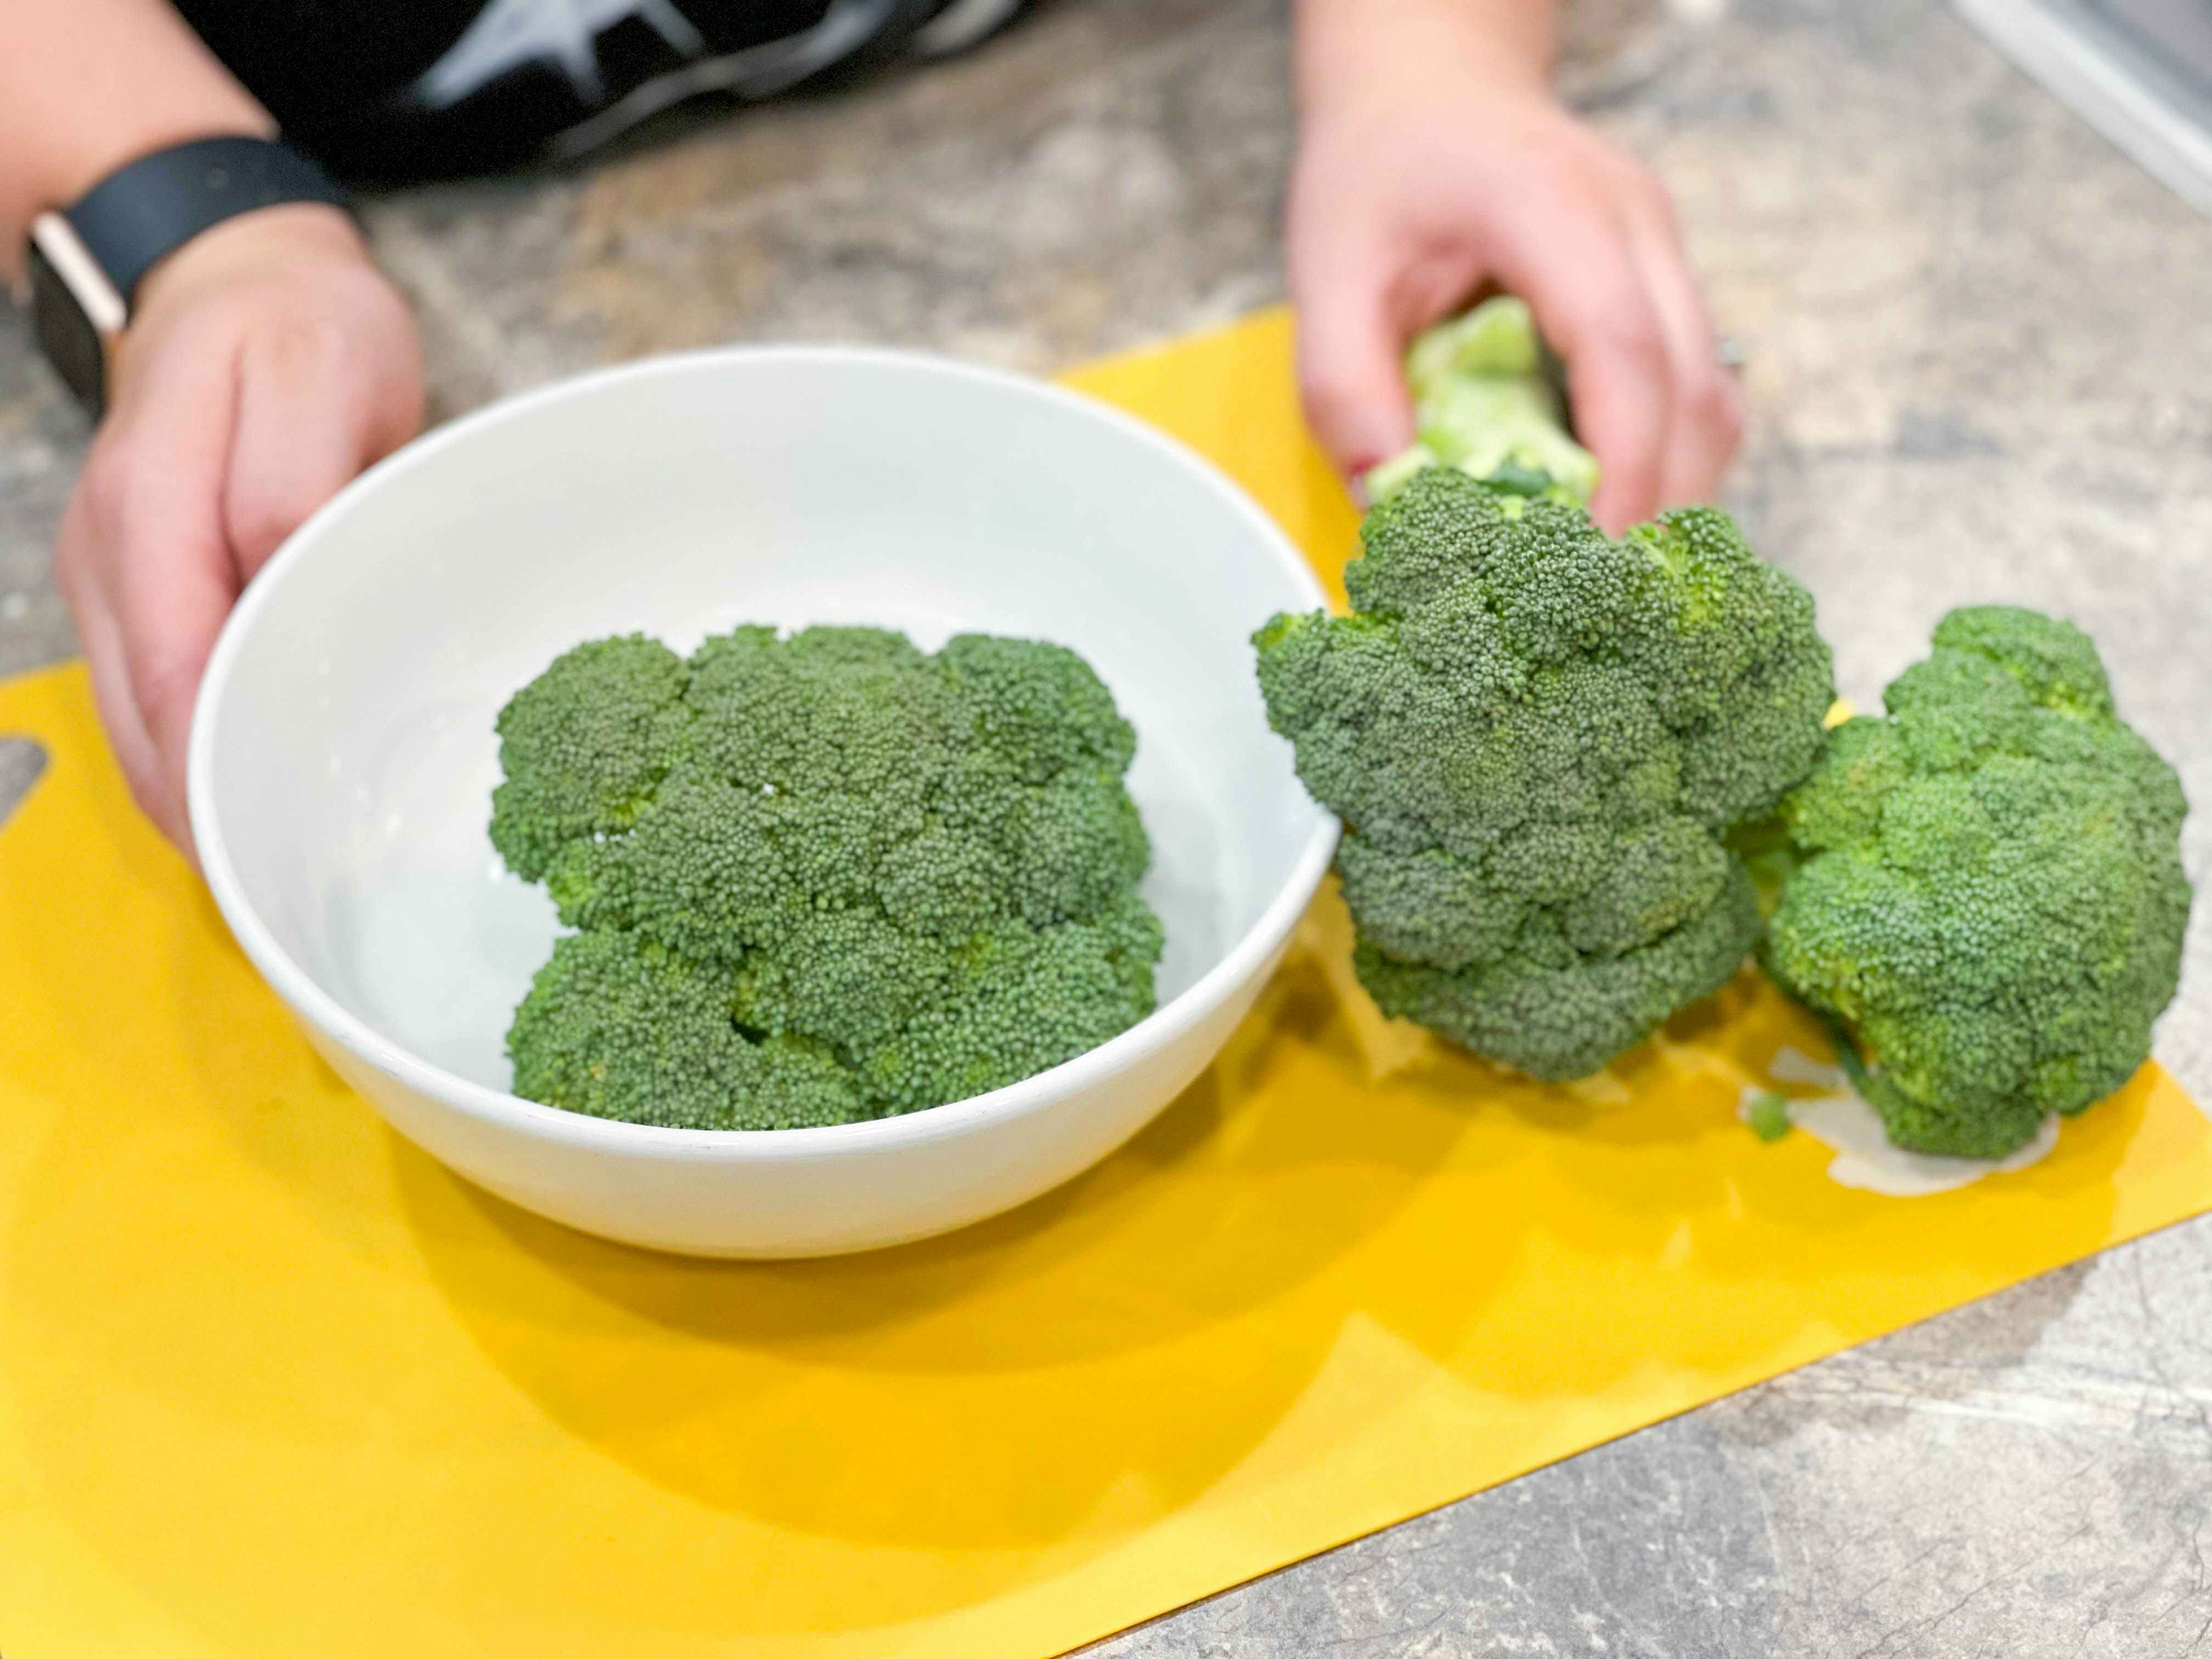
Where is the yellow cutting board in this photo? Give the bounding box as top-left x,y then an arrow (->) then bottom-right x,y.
2,308 -> 2206,1659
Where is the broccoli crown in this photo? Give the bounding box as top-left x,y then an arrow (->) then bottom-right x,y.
1253,467 -> 1835,1080
1364,298 -> 1600,508
490,625 -> 1163,1130
1765,605 -> 2192,1157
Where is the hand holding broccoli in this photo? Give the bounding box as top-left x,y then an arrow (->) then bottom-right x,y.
1288,0 -> 1741,531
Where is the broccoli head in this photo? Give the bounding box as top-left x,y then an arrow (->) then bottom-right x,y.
1364,298 -> 1599,508
490,625 -> 1163,1130
1254,467 -> 1835,1080
1765,605 -> 2192,1157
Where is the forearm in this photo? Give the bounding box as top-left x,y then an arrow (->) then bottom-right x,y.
0,0 -> 270,277
1294,0 -> 1555,117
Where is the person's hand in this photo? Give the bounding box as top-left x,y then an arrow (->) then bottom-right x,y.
54,203 -> 424,854
1287,6 -> 1741,531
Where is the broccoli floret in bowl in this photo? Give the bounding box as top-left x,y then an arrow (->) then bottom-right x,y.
1765,605 -> 2192,1158
1253,467 -> 1835,1080
490,625 -> 1165,1130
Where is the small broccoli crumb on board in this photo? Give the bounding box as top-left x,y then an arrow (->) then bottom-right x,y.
1737,1046 -> 2063,1195
1742,1090 -> 1794,1143
488,624 -> 1164,1130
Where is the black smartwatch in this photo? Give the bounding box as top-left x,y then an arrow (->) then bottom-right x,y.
20,135 -> 351,420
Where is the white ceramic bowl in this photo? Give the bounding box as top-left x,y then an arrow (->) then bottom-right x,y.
188,346 -> 1337,1257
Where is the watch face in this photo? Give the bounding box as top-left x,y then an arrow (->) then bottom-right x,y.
25,239 -> 106,419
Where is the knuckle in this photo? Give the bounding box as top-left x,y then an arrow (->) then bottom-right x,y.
123,649 -> 196,746
1558,278 -> 1668,370
1299,368 -> 1351,420
95,475 -> 172,567
1297,365 -> 1365,433
1591,309 -> 1671,376
75,448 -> 133,543
256,312 -> 351,379
374,353 -> 429,447
1616,453 -> 1665,501
323,266 -> 413,350
1687,369 -> 1746,442
227,484 -> 314,567
105,471 -> 199,570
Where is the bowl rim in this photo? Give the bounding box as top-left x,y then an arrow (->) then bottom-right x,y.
187,341 -> 1341,1162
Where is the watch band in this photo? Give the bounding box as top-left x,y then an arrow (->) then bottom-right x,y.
19,135 -> 353,420
65,135 -> 351,308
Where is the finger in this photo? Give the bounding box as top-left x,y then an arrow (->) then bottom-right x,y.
224,319 -> 420,579
1486,188 -> 1672,534
54,491 -> 170,839
98,330 -> 247,855
1611,165 -> 1742,507
1288,211 -> 1421,481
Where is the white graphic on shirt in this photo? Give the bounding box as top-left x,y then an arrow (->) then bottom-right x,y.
407,0 -> 921,148
545,0 -> 909,155
911,0 -> 1023,56
414,0 -> 706,108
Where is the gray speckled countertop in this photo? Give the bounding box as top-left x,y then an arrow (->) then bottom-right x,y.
5,1 -> 2212,1652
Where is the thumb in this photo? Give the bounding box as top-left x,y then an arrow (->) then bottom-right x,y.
94,323 -> 245,856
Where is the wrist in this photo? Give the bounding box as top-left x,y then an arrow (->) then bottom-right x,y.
131,202 -> 368,313
1295,0 -> 1555,123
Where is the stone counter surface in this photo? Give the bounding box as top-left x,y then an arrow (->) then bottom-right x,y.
4,2 -> 2210,1653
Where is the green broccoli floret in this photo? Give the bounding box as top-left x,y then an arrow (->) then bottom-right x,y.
490,624 -> 1163,1130
506,929 -> 864,1130
1253,467 -> 1834,1080
1764,606 -> 2192,1158
1364,298 -> 1600,508
1745,1091 -> 1795,1142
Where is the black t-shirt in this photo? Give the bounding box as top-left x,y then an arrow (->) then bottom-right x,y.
172,0 -> 1028,179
